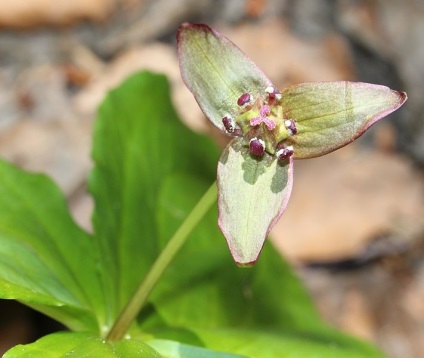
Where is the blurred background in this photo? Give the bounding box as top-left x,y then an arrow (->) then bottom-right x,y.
0,0 -> 423,356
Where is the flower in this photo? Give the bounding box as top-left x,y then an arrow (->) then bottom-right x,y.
177,23 -> 407,266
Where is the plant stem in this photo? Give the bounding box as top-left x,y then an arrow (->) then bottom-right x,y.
106,181 -> 217,341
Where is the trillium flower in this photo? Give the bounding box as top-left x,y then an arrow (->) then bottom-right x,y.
177,23 -> 407,266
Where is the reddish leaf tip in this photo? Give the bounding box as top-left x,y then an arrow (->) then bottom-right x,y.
397,90 -> 408,106
235,260 -> 257,268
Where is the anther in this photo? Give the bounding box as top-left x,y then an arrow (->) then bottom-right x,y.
222,116 -> 235,133
265,86 -> 282,101
276,145 -> 294,161
237,93 -> 252,107
284,119 -> 297,136
249,138 -> 265,157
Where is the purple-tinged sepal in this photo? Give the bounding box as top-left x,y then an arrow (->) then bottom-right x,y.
281,82 -> 407,159
177,23 -> 273,132
217,138 -> 293,265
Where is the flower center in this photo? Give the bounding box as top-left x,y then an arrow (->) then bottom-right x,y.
221,87 -> 297,160
249,105 -> 276,130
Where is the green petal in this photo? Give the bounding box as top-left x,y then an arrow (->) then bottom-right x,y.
281,82 -> 407,158
217,138 -> 293,265
177,23 -> 273,131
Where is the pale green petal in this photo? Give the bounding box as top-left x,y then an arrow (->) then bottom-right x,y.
217,138 -> 293,265
178,23 -> 273,131
282,81 -> 407,158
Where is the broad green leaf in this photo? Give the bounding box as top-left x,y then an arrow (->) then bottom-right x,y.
282,81 -> 407,158
191,328 -> 384,358
217,138 -> 293,265
147,339 -> 247,358
177,23 -> 273,131
0,160 -> 104,332
138,173 -> 382,357
4,332 -> 161,358
90,71 -> 220,327
143,173 -> 321,330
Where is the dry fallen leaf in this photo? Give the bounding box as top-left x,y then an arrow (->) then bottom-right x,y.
0,0 -> 114,27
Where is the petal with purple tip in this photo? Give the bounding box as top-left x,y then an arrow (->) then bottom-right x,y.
217,138 -> 293,265
177,23 -> 273,132
281,82 -> 407,159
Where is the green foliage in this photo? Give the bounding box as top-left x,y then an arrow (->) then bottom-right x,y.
89,71 -> 219,328
0,72 -> 383,357
0,160 -> 104,332
4,332 -> 161,357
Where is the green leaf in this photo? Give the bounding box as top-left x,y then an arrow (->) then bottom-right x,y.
177,23 -> 273,131
147,339 -> 247,358
90,71 -> 220,327
191,328 -> 384,358
143,173 -> 322,331
282,81 -> 407,158
0,160 -> 104,332
139,173 -> 383,357
217,138 -> 293,265
3,332 -> 161,358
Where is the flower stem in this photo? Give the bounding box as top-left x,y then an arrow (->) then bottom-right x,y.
106,181 -> 217,341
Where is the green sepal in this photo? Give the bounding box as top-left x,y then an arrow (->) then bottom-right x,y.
177,23 -> 273,132
282,81 -> 407,158
217,138 -> 293,265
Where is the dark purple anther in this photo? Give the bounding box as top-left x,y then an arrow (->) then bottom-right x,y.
284,119 -> 297,135
222,116 -> 235,133
249,138 -> 265,156
237,93 -> 251,107
265,86 -> 282,101
276,145 -> 294,161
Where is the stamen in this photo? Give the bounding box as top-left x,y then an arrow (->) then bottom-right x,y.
276,145 -> 294,160
265,86 -> 282,101
284,119 -> 297,135
237,93 -> 252,107
222,116 -> 235,133
249,138 -> 265,156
